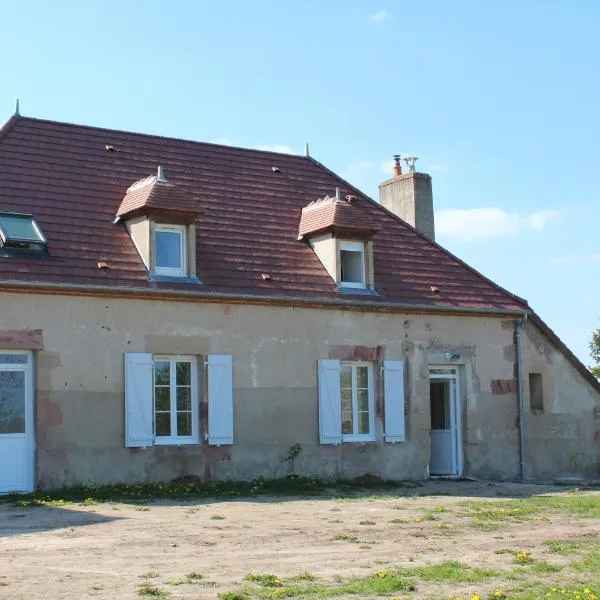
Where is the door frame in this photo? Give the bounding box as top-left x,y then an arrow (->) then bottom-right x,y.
0,350 -> 35,493
429,366 -> 463,477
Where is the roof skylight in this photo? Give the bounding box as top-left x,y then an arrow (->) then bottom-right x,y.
0,212 -> 47,251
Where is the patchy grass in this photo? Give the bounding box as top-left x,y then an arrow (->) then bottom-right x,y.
530,560 -> 562,573
460,492 -> 600,528
210,514 -> 226,520
4,477 -> 423,505
137,583 -> 170,598
218,592 -> 250,600
546,535 -> 599,555
359,519 -> 376,525
244,573 -> 283,588
403,560 -> 498,583
244,570 -> 416,598
331,534 -> 360,543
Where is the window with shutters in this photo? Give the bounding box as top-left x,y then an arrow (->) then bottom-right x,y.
340,362 -> 375,442
318,358 -> 404,445
124,352 -> 234,448
153,356 -> 198,444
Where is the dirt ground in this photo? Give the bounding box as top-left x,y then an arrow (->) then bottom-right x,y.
0,480 -> 598,600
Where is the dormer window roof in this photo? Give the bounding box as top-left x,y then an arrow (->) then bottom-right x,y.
0,212 -> 47,252
115,166 -> 203,222
298,191 -> 380,240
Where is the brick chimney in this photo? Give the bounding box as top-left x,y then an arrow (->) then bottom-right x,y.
379,155 -> 435,240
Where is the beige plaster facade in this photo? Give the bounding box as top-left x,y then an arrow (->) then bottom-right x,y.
1,290 -> 599,489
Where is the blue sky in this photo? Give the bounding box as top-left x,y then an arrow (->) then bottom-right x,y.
1,1 -> 599,364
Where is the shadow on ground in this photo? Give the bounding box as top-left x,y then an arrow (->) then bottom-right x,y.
0,504 -> 122,537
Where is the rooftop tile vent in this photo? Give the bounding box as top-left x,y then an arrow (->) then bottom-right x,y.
0,212 -> 48,252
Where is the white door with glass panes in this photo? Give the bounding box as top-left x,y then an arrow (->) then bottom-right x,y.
429,367 -> 462,476
0,352 -> 34,493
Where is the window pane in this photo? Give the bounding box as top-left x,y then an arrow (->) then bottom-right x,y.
155,386 -> 170,412
155,412 -> 171,437
176,387 -> 191,411
0,371 -> 26,433
156,230 -> 182,269
177,412 -> 192,437
154,361 -> 170,386
357,389 -> 370,434
357,389 -> 369,413
0,354 -> 28,364
0,213 -> 45,242
341,365 -> 352,389
340,249 -> 363,284
358,411 -> 370,434
356,367 -> 368,389
176,361 -> 191,386
341,389 -> 352,434
430,381 -> 449,430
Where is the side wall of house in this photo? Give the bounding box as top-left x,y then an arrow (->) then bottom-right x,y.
521,322 -> 600,481
1,291 -> 598,488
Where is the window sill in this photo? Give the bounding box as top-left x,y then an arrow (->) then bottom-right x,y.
150,274 -> 202,284
341,436 -> 377,444
154,438 -> 201,446
337,286 -> 380,296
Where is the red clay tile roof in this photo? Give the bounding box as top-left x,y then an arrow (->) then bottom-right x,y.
0,114 -> 528,311
116,172 -> 203,220
298,196 -> 381,239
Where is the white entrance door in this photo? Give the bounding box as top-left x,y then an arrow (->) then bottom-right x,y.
429,368 -> 461,476
0,352 -> 34,493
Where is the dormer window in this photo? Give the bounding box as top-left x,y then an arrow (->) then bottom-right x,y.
339,241 -> 365,288
115,166 -> 203,282
0,212 -> 47,252
155,225 -> 186,277
298,190 -> 380,292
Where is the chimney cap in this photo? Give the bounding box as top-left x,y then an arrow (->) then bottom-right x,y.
403,156 -> 419,173
393,155 -> 402,177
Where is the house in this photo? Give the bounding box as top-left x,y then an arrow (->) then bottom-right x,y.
0,109 -> 599,493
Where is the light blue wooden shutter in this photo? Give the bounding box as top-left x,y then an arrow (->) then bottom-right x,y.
384,359 -> 405,442
318,359 -> 342,444
124,353 -> 154,447
207,354 -> 234,445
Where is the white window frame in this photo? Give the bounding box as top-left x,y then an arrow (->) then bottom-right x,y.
154,224 -> 187,277
153,355 -> 199,445
338,240 -> 366,289
340,361 -> 375,442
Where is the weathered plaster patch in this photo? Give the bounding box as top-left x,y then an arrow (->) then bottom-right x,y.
37,395 -> 63,429
330,345 -> 382,361
144,334 -> 210,356
491,379 -> 517,394
0,329 -> 43,350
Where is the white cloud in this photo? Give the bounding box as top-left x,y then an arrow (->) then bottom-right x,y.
257,144 -> 298,155
380,159 -> 395,175
208,139 -> 298,154
548,254 -> 600,266
435,208 -> 557,241
370,9 -> 390,22
209,137 -> 234,146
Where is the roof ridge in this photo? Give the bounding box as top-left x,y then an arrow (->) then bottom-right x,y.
306,155 -> 529,309
15,115 -> 309,159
